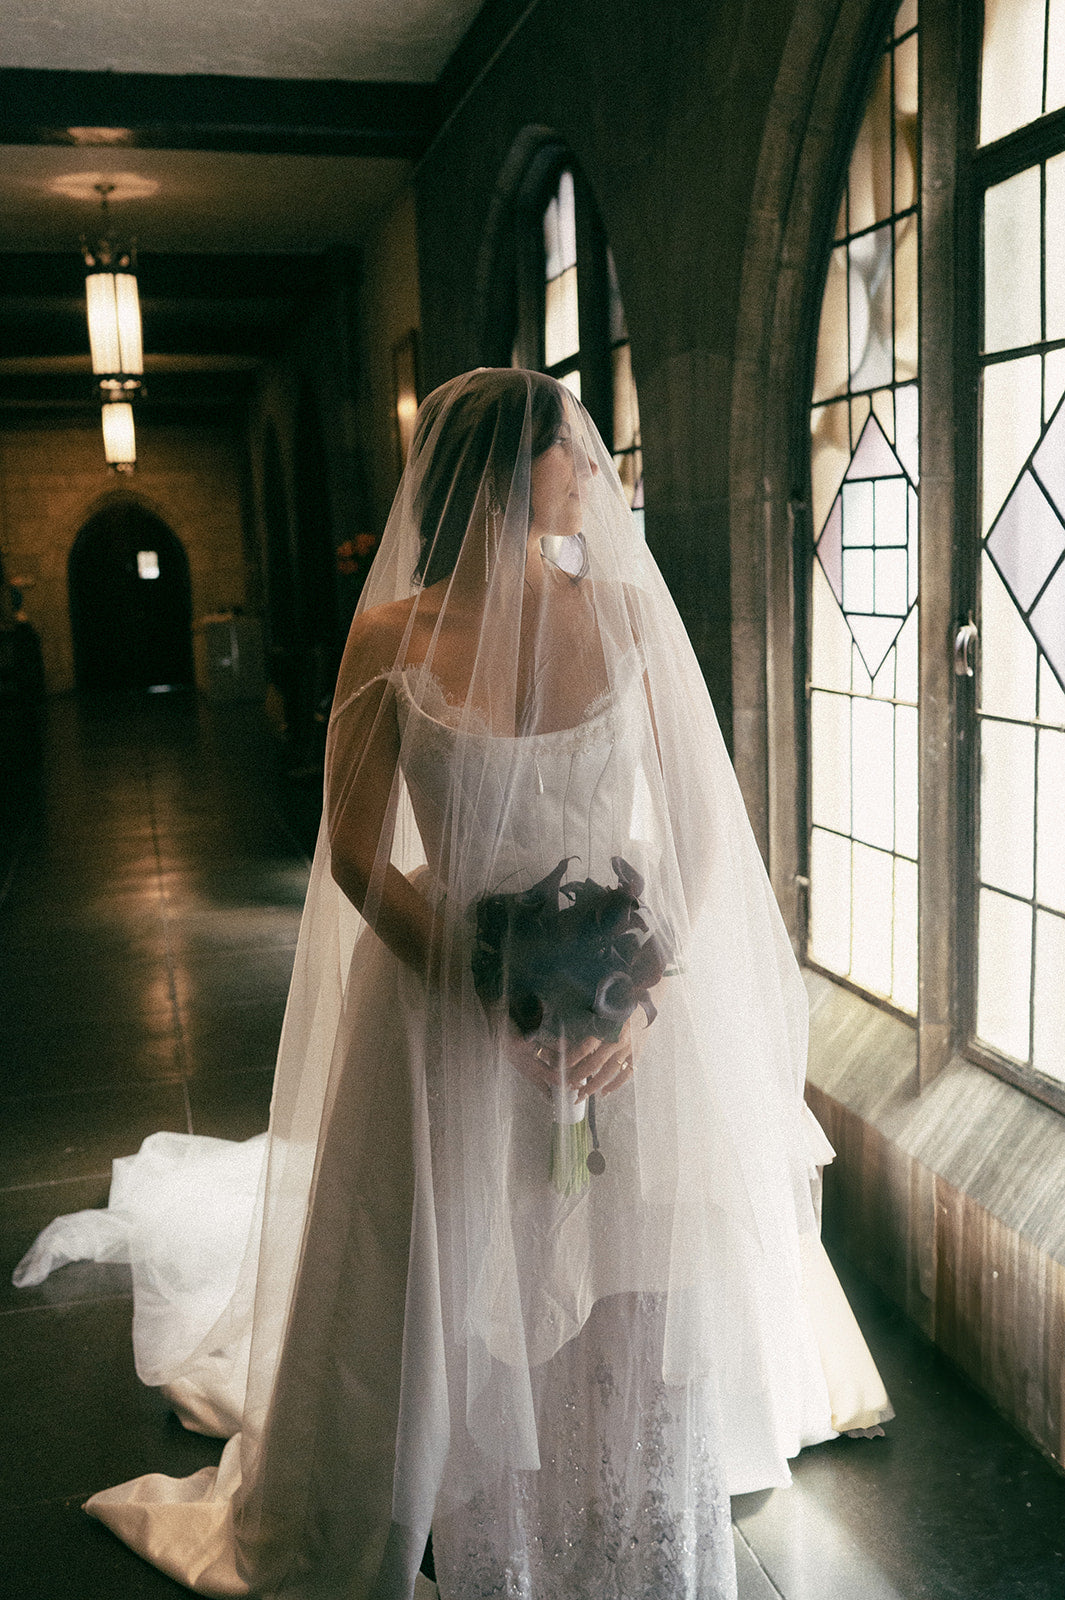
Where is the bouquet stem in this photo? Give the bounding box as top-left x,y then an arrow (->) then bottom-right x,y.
549,1039 -> 589,1195
550,1115 -> 590,1196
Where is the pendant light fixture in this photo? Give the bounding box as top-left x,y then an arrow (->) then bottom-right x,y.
84,182 -> 143,471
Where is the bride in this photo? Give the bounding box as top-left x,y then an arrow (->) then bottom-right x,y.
16,368 -> 890,1599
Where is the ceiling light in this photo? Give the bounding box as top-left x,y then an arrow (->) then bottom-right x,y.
101,394 -> 137,474
66,128 -> 134,147
83,185 -> 143,377
83,182 -> 143,471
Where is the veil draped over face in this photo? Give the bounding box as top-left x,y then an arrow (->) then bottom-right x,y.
16,369 -> 888,1599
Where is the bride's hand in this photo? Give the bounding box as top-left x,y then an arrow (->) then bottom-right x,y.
570,1011 -> 646,1102
504,1013 -> 646,1101
503,1027 -> 558,1098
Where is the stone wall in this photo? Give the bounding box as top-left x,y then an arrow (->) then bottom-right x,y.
0,419 -> 249,694
413,0 -> 806,747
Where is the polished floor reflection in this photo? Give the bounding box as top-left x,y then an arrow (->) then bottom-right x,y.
0,694 -> 1062,1599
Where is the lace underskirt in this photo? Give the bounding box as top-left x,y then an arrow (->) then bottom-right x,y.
431,1293 -> 737,1600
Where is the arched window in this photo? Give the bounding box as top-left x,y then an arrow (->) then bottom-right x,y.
802,0 -> 1065,1107
511,154 -> 643,531
807,3 -> 919,1013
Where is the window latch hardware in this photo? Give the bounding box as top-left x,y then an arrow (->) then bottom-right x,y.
953,620 -> 978,678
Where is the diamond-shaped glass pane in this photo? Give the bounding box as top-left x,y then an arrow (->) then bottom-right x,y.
987,470 -> 1065,612
815,413 -> 917,678
986,391 -> 1065,694
1031,560 -> 1065,690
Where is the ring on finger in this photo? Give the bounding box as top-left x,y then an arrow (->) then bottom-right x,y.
535,1046 -> 550,1064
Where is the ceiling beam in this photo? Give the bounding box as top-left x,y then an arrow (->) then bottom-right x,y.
0,251 -> 328,297
0,68 -> 439,158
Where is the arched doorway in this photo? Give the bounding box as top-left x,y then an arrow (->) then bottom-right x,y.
69,500 -> 194,691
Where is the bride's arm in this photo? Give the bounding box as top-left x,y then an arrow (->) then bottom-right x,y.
327,602 -> 456,986
327,675 -> 442,982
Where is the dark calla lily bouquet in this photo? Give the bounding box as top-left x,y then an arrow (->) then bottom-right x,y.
470,856 -> 671,1193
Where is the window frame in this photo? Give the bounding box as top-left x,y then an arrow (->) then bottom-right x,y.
510,146 -> 616,452
963,7 -> 1065,1115
730,0 -> 1065,1116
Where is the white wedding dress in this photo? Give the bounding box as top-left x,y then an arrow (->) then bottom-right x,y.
17,660 -> 889,1600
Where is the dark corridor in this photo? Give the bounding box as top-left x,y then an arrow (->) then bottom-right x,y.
68,502 -> 194,693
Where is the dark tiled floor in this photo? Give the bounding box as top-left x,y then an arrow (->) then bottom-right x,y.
1,693 -> 1063,1600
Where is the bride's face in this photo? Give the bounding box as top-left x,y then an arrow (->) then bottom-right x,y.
529,416 -> 596,540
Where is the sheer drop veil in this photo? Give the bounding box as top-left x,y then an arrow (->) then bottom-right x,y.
15,368 -> 891,1599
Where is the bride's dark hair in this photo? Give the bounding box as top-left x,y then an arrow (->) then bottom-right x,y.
413,369 -> 565,587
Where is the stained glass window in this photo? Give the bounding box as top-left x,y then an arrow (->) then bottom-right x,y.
543,169 -> 579,378
976,12 -> 1065,1084
807,3 -> 919,1012
607,250 -> 644,534
980,0 -> 1065,145
533,164 -> 643,527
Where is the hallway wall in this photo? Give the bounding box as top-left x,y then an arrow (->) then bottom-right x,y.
413,0 -> 803,746
357,188 -> 422,531
0,420 -> 249,693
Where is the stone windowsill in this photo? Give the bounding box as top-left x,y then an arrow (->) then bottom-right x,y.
803,968 -> 1065,1266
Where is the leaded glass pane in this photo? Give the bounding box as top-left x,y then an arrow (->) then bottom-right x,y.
1032,910 -> 1065,1081
894,382 -> 919,478
977,100 -> 1065,1080
849,224 -> 894,390
811,690 -> 851,833
850,843 -> 895,995
609,331 -> 643,517
894,218 -> 919,380
544,168 -> 577,277
1045,153 -> 1065,341
811,562 -> 853,692
981,356 -> 1042,533
1048,0 -> 1065,114
809,828 -> 852,973
1041,654 -> 1065,719
811,401 -> 851,537
1036,730 -> 1065,912
806,5 -> 918,1014
984,167 -> 1042,353
895,0 -> 917,34
895,703 -> 919,859
895,606 -> 919,701
607,249 -> 628,344
976,889 -> 1033,1060
612,343 -> 640,454
893,856 -> 919,1013
813,249 -> 850,402
987,471 -> 1065,612
980,718 -> 1036,897
980,0 -> 1047,146
852,696 -> 895,849
1032,561 -> 1065,673
894,32 -> 918,210
848,58 -> 894,232
985,389 -> 1065,689
544,170 -> 579,369
980,553 -> 1038,722
1045,346 -> 1065,414
817,415 -> 916,680
544,269 -> 579,369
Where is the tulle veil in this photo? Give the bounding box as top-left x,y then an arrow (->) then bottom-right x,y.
15,368 -> 889,1598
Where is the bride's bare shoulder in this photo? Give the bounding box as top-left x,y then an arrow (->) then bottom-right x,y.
343,595 -> 419,680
